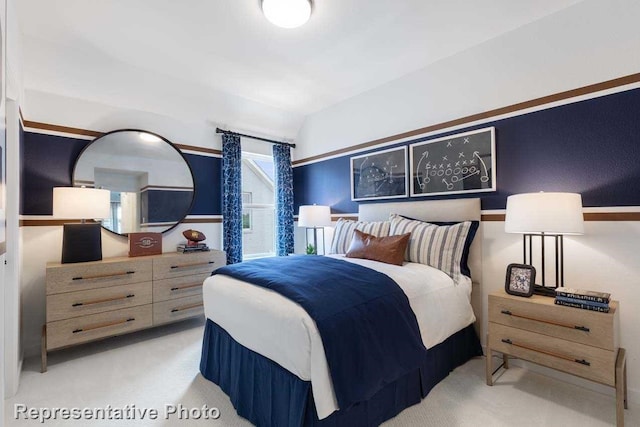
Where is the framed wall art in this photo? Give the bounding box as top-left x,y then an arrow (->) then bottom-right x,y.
409,127 -> 496,197
351,146 -> 408,201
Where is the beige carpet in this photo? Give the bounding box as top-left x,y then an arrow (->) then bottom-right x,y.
4,319 -> 636,426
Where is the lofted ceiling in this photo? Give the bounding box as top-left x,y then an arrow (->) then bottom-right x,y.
18,0 -> 582,137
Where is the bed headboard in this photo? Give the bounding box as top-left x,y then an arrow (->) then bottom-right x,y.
358,198 -> 483,324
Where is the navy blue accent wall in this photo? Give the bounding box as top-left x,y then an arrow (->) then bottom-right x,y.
294,88 -> 640,212
21,132 -> 223,216
141,190 -> 194,223
183,153 -> 222,215
22,132 -> 89,215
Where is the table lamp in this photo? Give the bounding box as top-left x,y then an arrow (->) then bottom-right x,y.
505,192 -> 584,296
298,205 -> 332,255
53,187 -> 111,263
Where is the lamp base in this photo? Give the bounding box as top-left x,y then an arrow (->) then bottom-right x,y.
533,284 -> 557,298
61,223 -> 103,264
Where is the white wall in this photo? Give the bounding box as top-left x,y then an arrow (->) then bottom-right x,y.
4,0 -> 23,400
295,0 -> 640,161
293,0 -> 640,404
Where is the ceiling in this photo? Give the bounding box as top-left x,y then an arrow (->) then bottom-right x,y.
18,0 -> 582,136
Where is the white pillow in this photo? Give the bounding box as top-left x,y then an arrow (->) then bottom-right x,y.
329,218 -> 390,254
389,214 -> 476,286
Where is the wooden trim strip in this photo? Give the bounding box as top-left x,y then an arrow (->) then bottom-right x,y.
292,73 -> 640,166
174,143 -> 222,156
22,120 -> 222,156
183,218 -> 223,224
23,120 -> 103,138
0,241 -> 6,256
19,212 -> 640,227
139,185 -> 194,191
480,212 -> 640,222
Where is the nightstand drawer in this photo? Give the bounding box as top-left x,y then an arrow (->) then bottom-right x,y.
47,281 -> 152,322
153,273 -> 208,302
489,323 -> 616,386
489,294 -> 616,350
47,305 -> 153,350
153,252 -> 224,280
153,295 -> 204,325
47,258 -> 153,295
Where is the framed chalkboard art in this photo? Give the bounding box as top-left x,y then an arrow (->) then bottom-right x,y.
351,146 -> 408,201
409,127 -> 496,197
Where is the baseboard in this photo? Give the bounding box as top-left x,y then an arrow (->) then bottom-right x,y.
482,346 -> 638,405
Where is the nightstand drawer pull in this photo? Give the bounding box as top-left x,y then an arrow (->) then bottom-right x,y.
170,283 -> 202,291
500,310 -> 590,332
72,318 -> 135,333
170,303 -> 204,313
72,271 -> 135,281
170,261 -> 215,270
501,338 -> 590,366
72,294 -> 135,307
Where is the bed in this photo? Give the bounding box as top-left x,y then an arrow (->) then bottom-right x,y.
200,198 -> 483,426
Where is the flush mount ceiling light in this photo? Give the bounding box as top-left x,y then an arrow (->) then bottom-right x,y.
262,0 -> 312,29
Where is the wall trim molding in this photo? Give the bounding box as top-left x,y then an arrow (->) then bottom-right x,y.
20,217 -> 223,226
292,72 -> 640,167
22,120 -> 222,157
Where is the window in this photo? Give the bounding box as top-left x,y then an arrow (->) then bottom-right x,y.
242,192 -> 253,231
241,152 -> 275,259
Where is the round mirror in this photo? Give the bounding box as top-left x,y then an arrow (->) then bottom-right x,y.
73,129 -> 195,235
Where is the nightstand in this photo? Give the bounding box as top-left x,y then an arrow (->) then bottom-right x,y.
486,291 -> 627,427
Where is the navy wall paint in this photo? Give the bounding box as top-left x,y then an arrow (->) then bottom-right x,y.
293,88 -> 640,212
21,132 -> 222,216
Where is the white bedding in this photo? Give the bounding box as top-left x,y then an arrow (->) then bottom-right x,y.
202,255 -> 476,419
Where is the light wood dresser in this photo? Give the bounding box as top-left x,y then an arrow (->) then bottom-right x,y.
486,291 -> 627,426
42,250 -> 225,372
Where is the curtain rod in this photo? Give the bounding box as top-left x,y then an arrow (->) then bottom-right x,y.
216,127 -> 296,149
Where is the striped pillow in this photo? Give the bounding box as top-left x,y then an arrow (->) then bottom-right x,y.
389,214 -> 478,286
329,219 -> 390,254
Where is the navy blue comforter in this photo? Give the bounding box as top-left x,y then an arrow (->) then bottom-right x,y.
212,255 -> 427,410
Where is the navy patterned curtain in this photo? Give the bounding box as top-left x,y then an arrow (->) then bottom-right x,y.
273,144 -> 294,256
222,133 -> 243,264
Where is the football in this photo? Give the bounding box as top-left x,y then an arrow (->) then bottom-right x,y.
182,229 -> 206,242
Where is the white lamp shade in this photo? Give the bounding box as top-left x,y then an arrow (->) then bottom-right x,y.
505,192 -> 584,235
53,187 -> 111,220
298,205 -> 331,227
262,0 -> 311,29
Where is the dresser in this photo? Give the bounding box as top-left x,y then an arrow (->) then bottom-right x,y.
42,250 -> 226,372
486,291 -> 627,426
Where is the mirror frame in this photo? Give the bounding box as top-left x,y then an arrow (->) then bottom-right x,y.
72,128 -> 196,237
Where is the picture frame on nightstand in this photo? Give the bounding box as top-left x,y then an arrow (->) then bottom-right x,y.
505,263 -> 536,297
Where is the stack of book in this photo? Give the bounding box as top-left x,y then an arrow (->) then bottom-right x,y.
554,287 -> 611,313
177,243 -> 210,253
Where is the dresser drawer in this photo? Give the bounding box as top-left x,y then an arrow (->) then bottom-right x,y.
489,294 -> 617,350
489,323 -> 616,386
153,273 -> 208,302
46,258 -> 153,295
47,282 -> 152,322
47,305 -> 153,350
153,252 -> 224,280
153,295 -> 204,326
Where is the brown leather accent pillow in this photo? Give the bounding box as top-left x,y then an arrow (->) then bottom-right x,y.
345,229 -> 411,266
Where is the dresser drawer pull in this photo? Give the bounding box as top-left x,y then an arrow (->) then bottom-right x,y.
170,261 -> 215,270
500,338 -> 591,366
72,271 -> 135,281
72,294 -> 135,307
170,283 -> 202,291
170,303 -> 204,313
72,318 -> 135,333
500,310 -> 590,332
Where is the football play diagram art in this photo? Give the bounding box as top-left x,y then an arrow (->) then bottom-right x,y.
410,127 -> 495,197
